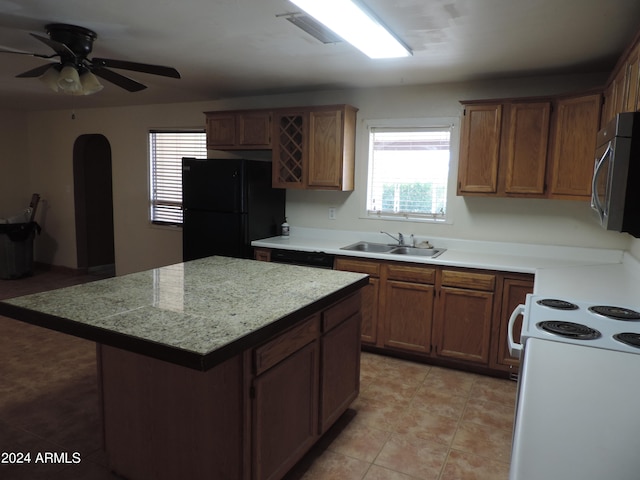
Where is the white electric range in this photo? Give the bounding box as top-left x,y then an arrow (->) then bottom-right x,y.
507,294 -> 640,480
509,294 -> 640,358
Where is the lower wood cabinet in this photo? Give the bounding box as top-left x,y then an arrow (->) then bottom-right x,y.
383,280 -> 434,353
491,275 -> 534,375
331,257 -> 381,345
433,269 -> 495,364
320,308 -> 361,432
434,288 -> 493,363
335,255 -> 534,376
253,339 -> 319,480
251,293 -> 362,480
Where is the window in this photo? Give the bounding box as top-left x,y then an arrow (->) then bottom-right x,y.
149,130 -> 206,225
366,124 -> 451,221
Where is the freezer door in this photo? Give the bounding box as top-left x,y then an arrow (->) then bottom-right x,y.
182,158 -> 245,212
183,210 -> 246,261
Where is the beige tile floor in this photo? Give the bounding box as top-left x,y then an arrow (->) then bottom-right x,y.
1,268 -> 516,480
285,353 -> 516,480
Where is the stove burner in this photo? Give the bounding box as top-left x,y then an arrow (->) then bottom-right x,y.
613,333 -> 640,348
537,321 -> 601,340
588,305 -> 640,321
536,299 -> 579,310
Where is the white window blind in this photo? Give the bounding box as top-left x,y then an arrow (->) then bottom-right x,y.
367,127 -> 450,220
149,130 -> 206,225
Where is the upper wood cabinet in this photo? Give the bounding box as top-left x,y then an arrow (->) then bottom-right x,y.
458,100 -> 550,197
272,105 -> 357,191
204,110 -> 272,150
504,101 -> 551,195
205,104 -> 357,190
627,43 -> 640,113
602,31 -> 640,124
458,103 -> 502,194
548,93 -> 602,200
459,92 -> 600,201
272,109 -> 307,188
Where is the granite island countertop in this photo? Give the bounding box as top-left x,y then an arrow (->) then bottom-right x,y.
0,256 -> 369,370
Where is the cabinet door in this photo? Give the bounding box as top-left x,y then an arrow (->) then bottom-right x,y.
548,93 -> 602,199
458,104 -> 502,194
334,257 -> 381,345
320,312 -> 361,433
434,287 -> 493,364
382,280 -> 434,354
252,341 -> 318,480
206,113 -> 236,148
308,109 -> 343,189
238,112 -> 272,148
627,44 -> 640,113
493,277 -> 533,372
272,111 -> 307,188
360,278 -> 379,345
610,67 -> 628,118
504,102 -> 550,195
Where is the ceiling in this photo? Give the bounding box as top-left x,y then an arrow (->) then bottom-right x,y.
1,0 -> 639,111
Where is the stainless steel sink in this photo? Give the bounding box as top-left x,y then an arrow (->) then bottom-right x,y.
340,241 -> 395,253
340,241 -> 445,258
389,246 -> 446,258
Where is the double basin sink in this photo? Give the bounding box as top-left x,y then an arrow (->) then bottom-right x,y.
340,241 -> 446,258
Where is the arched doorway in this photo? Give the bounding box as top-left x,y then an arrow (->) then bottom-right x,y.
73,134 -> 115,276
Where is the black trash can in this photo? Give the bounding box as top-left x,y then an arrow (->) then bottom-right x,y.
0,222 -> 40,279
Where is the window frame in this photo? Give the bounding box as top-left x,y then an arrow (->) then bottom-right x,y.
361,117 -> 459,224
149,129 -> 207,226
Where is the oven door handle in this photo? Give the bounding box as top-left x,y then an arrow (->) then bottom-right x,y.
508,304 -> 525,359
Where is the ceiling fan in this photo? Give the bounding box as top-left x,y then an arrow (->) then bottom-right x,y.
0,23 -> 180,94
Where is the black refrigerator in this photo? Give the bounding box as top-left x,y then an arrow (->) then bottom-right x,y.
182,157 -> 285,261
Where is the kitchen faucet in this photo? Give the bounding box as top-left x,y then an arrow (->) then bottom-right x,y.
381,231 -> 406,246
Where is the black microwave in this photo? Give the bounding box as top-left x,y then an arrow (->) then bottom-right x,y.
591,112 -> 640,237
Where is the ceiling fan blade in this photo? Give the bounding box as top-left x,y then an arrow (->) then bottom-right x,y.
16,63 -> 56,78
29,32 -> 74,58
91,66 -> 147,92
0,47 -> 55,59
92,58 -> 180,78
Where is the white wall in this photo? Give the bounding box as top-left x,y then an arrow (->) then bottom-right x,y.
0,110 -> 29,217
6,72 -> 635,274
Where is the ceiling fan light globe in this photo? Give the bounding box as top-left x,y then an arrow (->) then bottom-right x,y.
79,71 -> 103,95
39,66 -> 59,92
57,65 -> 82,93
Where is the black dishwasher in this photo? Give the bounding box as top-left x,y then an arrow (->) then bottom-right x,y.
269,249 -> 336,269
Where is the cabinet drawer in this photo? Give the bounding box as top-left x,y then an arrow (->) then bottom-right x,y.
335,257 -> 381,277
254,315 -> 319,375
441,270 -> 495,291
322,292 -> 361,332
386,264 -> 435,284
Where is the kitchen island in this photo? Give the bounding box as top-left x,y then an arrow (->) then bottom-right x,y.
0,256 -> 369,480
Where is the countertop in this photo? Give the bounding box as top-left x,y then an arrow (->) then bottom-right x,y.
252,227 -> 640,309
0,256 -> 368,370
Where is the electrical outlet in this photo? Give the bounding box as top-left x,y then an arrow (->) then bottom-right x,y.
328,208 -> 337,220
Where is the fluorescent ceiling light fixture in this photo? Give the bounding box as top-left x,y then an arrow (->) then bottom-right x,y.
289,0 -> 412,59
